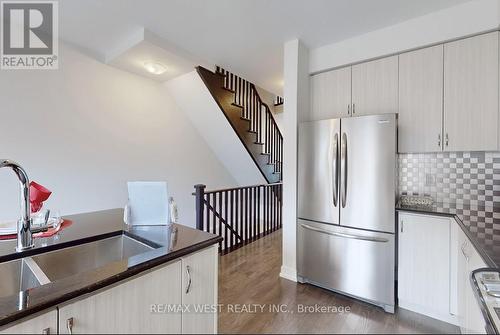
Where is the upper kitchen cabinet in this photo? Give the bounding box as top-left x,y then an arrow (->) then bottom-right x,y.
443,32 -> 499,152
351,55 -> 398,116
399,45 -> 444,153
310,66 -> 351,120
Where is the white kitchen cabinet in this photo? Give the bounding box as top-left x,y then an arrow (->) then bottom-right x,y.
443,32 -> 499,152
398,213 -> 456,324
351,55 -> 398,116
58,260 -> 183,334
181,245 -> 218,334
0,309 -> 57,334
310,32 -> 500,153
310,67 -> 352,120
398,45 -> 444,153
461,233 -> 487,334
398,212 -> 489,331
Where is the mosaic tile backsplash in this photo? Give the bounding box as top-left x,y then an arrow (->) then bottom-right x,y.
398,152 -> 500,207
398,152 -> 500,262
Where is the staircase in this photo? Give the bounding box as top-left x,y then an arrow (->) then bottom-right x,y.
196,66 -> 283,183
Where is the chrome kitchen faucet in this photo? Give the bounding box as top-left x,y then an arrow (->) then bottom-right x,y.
0,159 -> 35,251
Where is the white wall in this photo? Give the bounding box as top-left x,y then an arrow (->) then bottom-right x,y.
0,43 -> 237,227
280,39 -> 309,282
310,0 -> 500,73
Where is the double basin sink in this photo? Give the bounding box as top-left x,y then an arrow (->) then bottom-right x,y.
0,235 -> 155,299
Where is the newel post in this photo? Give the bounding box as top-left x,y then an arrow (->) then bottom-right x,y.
194,184 -> 206,230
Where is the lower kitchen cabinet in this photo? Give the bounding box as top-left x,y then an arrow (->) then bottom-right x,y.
0,309 -> 57,334
398,213 -> 455,323
58,259 -> 183,334
398,212 -> 488,333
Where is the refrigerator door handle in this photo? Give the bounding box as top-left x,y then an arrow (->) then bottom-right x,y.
332,133 -> 339,207
300,223 -> 389,243
341,132 -> 348,208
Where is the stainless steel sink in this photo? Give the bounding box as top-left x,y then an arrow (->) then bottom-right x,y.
31,235 -> 154,281
0,235 -> 154,298
0,258 -> 49,298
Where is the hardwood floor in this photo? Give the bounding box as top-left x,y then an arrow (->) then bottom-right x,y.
218,230 -> 459,334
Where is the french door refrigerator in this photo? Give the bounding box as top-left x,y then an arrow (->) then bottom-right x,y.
297,114 -> 397,313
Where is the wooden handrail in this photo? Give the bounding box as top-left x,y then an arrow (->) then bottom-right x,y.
249,82 -> 283,138
192,182 -> 282,195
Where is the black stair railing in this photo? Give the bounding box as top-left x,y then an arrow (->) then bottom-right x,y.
194,183 -> 282,254
215,66 -> 283,177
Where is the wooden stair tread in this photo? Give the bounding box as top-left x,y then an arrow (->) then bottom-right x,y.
222,87 -> 235,93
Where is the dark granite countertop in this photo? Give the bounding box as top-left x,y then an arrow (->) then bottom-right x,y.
396,202 -> 500,269
0,208 -> 222,327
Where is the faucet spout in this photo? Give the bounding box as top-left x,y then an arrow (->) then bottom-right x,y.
0,159 -> 34,251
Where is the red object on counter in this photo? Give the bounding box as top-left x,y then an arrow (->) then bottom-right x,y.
30,181 -> 52,213
34,219 -> 72,238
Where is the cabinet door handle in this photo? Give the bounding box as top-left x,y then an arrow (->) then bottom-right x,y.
185,265 -> 192,294
461,243 -> 470,262
352,103 -> 355,115
445,133 -> 449,147
400,221 -> 404,233
347,104 -> 350,116
438,134 -> 441,147
42,328 -> 50,335
66,317 -> 74,334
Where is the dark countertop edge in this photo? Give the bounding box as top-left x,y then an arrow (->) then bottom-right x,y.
471,268 -> 499,335
396,207 -> 498,269
0,235 -> 222,328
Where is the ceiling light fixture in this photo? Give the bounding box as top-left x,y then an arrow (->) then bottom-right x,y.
143,61 -> 167,75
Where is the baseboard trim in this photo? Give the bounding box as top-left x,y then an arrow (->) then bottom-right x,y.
279,265 -> 297,282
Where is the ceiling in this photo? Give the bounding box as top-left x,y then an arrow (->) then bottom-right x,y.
59,0 -> 471,94
106,29 -> 204,82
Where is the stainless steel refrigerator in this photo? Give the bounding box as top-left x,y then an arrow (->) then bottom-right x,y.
297,113 -> 397,313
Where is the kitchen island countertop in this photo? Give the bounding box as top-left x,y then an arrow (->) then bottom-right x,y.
0,208 -> 221,327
